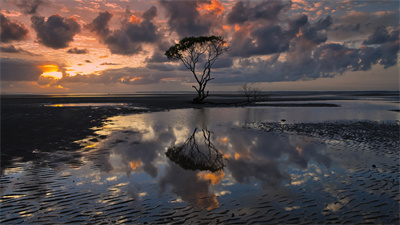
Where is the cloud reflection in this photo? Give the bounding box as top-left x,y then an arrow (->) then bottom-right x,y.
159,161 -> 220,211
83,109 -> 332,209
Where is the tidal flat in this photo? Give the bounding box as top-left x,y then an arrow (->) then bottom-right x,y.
1,92 -> 399,224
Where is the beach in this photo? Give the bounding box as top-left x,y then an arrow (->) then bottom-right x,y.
1,92 -> 399,224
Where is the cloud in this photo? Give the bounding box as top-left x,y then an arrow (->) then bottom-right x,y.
13,0 -> 46,15
363,26 -> 399,45
212,56 -> 233,68
379,41 -> 399,68
86,7 -> 160,55
216,39 -> 398,84
0,44 -> 39,56
226,0 -> 291,25
100,62 -> 119,65
146,63 -> 176,72
0,13 -> 29,43
31,14 -> 81,49
84,60 -> 92,63
159,161 -> 219,210
0,57 -> 42,81
151,1 -> 398,86
143,5 -> 157,21
59,66 -> 160,85
85,11 -> 112,38
145,51 -> 170,63
160,0 -> 213,37
229,14 -> 331,57
329,11 -> 399,42
67,47 -> 88,54
57,64 -> 193,87
300,15 -> 332,44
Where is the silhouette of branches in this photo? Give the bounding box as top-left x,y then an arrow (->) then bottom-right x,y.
165,36 -> 229,103
166,128 -> 225,172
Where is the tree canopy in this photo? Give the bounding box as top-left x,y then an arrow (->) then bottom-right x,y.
165,35 -> 228,103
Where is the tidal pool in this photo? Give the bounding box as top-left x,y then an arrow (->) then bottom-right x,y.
1,103 -> 399,224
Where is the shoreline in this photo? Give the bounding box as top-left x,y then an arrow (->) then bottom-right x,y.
0,93 -> 399,224
1,92 -> 398,171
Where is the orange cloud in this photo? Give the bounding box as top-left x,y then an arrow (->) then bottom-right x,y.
129,15 -> 141,24
198,0 -> 225,16
38,64 -> 58,73
129,77 -> 142,82
38,64 -> 63,79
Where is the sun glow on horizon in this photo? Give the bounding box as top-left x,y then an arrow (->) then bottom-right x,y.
38,64 -> 63,79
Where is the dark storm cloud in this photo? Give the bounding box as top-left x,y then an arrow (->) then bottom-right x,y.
0,57 -> 42,81
311,42 -> 398,74
31,14 -> 80,49
301,16 -> 332,44
87,7 -> 160,55
215,37 -> 398,84
312,44 -> 366,76
67,47 -> 88,54
229,14 -> 331,57
379,41 -> 399,68
160,0 -> 212,37
143,6 -> 158,21
362,26 -> 399,68
363,26 -> 399,45
212,56 -> 233,68
1,44 -> 39,56
145,40 -> 175,64
226,0 -> 291,24
286,14 -> 308,37
329,11 -> 399,42
85,11 -> 112,38
13,0 -> 46,15
250,25 -> 290,54
145,51 -> 170,63
0,13 -> 29,43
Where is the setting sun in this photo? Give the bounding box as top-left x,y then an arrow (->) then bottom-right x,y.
38,64 -> 63,79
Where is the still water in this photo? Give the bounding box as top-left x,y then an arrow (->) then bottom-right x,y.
1,99 -> 399,224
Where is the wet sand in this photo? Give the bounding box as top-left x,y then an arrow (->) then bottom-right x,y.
1,92 -> 399,224
1,93 -> 347,169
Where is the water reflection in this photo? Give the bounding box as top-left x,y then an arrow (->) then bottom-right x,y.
159,161 -> 222,210
2,106 -> 398,224
166,128 -> 225,172
77,108 -> 336,210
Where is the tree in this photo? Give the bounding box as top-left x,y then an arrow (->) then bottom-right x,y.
240,83 -> 265,104
165,36 -> 228,103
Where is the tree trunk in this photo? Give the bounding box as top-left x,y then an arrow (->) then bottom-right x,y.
193,82 -> 208,104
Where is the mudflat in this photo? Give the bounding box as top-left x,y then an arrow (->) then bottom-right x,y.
1,92 -> 399,224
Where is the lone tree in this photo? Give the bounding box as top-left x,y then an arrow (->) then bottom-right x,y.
165,36 -> 228,103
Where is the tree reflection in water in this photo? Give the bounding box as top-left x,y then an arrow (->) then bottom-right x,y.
166,128 -> 225,172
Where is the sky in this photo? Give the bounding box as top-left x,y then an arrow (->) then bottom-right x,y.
1,0 -> 399,93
